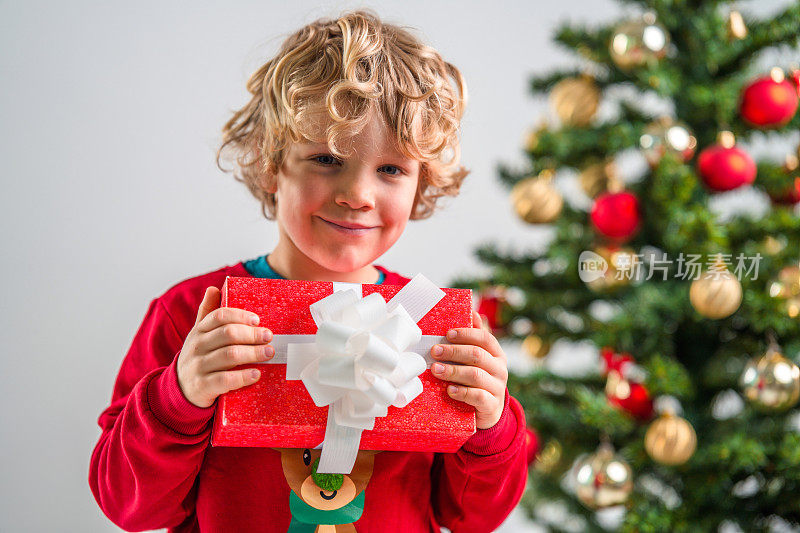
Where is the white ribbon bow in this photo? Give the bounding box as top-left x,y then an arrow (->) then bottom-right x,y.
285,274 -> 444,474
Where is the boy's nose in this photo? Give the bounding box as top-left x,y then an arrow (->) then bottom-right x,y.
335,168 -> 376,210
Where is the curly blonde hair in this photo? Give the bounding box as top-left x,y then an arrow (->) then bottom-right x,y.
216,9 -> 469,220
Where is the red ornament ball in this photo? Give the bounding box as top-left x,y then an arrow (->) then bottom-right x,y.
770,177 -> 800,205
697,144 -> 756,192
477,288 -> 506,333
590,191 -> 641,242
606,371 -> 654,420
740,72 -> 799,128
600,346 -> 634,375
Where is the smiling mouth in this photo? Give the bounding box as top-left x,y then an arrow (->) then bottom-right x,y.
320,218 -> 376,235
319,490 -> 338,500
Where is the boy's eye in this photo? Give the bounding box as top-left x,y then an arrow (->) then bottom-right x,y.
313,154 -> 341,166
311,155 -> 404,176
378,165 -> 402,176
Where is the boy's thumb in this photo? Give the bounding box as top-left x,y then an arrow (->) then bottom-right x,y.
473,310 -> 491,333
195,286 -> 221,325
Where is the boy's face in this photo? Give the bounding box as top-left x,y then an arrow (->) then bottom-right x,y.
270,110 -> 420,275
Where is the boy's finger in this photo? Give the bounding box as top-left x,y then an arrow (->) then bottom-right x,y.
431,362 -> 503,396
471,310 -> 485,330
445,326 -> 505,361
201,344 -> 274,373
195,287 -> 221,326
203,324 -> 272,352
196,306 -> 261,333
446,384 -> 495,413
206,367 -> 261,397
430,343 -> 506,379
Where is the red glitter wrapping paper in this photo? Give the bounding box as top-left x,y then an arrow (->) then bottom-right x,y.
211,276 -> 476,452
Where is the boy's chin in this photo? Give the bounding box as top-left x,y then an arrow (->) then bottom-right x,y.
315,251 -> 378,274
320,258 -> 371,274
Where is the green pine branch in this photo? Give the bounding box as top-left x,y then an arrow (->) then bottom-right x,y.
465,1 -> 800,528
523,118 -> 647,169
716,3 -> 800,78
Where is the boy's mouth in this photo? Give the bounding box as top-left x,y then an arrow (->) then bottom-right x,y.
319,217 -> 376,236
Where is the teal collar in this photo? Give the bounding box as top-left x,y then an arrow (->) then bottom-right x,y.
288,490 -> 365,526
243,255 -> 385,284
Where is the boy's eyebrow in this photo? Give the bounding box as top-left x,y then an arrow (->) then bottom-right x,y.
382,152 -> 418,164
296,140 -> 327,149
297,141 -> 416,163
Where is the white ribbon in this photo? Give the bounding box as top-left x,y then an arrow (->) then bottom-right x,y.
285,274 -> 445,474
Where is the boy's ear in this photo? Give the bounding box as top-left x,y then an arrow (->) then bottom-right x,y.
261,172 -> 278,194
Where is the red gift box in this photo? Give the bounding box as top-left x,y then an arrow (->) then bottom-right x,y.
211,276 -> 476,452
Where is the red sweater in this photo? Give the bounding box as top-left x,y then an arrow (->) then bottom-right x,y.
89,262 -> 531,532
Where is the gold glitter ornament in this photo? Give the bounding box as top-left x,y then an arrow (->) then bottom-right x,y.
579,160 -> 623,198
510,170 -> 563,224
689,257 -> 742,319
549,75 -> 601,127
644,412 -> 697,465
574,442 -> 634,508
609,13 -> 670,70
524,123 -> 547,152
769,264 -> 800,318
761,235 -> 787,256
522,334 -> 551,359
784,144 -> 800,174
639,116 -> 697,167
534,439 -> 563,474
740,346 -> 800,411
584,244 -> 638,293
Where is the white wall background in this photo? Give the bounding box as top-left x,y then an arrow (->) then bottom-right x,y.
0,1 -> 793,531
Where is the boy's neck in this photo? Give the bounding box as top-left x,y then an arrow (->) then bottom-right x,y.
267,237 -> 381,284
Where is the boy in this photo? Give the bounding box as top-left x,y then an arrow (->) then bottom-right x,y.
90,10 -> 531,532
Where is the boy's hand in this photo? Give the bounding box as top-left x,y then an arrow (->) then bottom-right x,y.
176,286 -> 275,408
430,310 -> 508,429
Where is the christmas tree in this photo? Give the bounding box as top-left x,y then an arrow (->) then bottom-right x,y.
454,2 -> 800,531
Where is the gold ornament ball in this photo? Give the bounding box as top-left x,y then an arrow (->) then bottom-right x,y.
522,334 -> 551,359
550,76 -> 600,127
510,171 -> 563,224
574,443 -> 633,508
579,160 -> 623,198
609,14 -> 670,70
689,267 -> 742,319
761,235 -> 788,256
524,130 -> 539,152
784,144 -> 800,174
524,124 -> 548,152
534,439 -> 563,474
768,265 -> 800,319
639,116 -> 697,167
644,413 -> 697,465
740,347 -> 800,411
584,245 -> 638,293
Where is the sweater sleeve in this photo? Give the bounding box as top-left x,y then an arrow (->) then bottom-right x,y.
88,298 -> 216,531
430,390 -> 529,533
